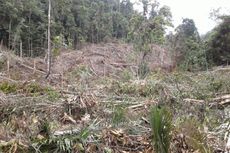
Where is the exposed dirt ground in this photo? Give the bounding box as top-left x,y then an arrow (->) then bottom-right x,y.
0,42 -> 173,85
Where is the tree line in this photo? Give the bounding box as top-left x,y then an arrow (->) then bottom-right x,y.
0,0 -> 135,56
0,0 -> 229,71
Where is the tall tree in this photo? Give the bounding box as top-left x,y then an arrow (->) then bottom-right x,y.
169,18 -> 206,71
172,18 -> 200,59
128,2 -> 172,59
206,16 -> 230,65
127,2 -> 172,77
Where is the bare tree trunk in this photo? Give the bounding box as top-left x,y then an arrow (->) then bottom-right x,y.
31,41 -> 33,57
0,39 -> 3,51
7,59 -> 10,78
8,19 -> 12,49
46,0 -> 51,78
20,39 -> 22,58
118,0 -> 120,12
33,59 -> 36,74
29,8 -> 32,57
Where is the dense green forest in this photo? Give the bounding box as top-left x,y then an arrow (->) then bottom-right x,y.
0,0 -> 173,57
0,0 -> 139,55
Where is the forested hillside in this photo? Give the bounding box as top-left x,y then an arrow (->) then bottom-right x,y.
0,0 -> 171,56
0,0 -> 230,152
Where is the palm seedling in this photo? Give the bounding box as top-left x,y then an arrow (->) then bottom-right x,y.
150,106 -> 172,153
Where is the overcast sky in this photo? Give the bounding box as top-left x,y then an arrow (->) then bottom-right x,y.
132,0 -> 230,34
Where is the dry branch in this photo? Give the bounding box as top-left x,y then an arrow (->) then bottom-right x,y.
183,94 -> 230,108
16,61 -> 46,74
183,98 -> 205,103
110,62 -> 134,67
213,67 -> 230,72
213,95 -> 230,101
88,52 -> 109,58
53,128 -> 81,136
0,75 -> 19,83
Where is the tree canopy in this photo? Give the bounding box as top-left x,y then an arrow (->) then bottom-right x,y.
206,16 -> 230,65
0,0 -> 138,56
0,0 -> 230,71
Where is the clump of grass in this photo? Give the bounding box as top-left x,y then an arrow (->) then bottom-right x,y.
110,80 -> 157,97
69,65 -> 92,79
0,82 -> 43,95
120,69 -> 133,82
111,81 -> 137,95
150,106 -> 172,153
0,82 -> 60,102
31,127 -> 90,153
45,87 -> 61,102
0,82 -> 17,94
26,82 -> 44,94
138,62 -> 150,79
39,120 -> 52,137
53,48 -> 61,57
112,106 -> 126,125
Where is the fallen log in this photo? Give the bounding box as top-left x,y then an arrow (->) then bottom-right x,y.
53,128 -> 81,136
213,95 -> 230,101
183,94 -> 230,108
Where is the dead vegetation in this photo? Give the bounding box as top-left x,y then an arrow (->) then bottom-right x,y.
0,43 -> 230,152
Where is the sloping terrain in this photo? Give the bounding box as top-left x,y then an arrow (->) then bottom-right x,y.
0,43 -> 229,152
0,42 -> 173,85
0,43 -> 133,87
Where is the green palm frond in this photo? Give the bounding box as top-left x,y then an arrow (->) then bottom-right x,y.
150,106 -> 172,153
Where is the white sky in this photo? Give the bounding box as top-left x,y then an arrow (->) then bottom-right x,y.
132,0 -> 230,34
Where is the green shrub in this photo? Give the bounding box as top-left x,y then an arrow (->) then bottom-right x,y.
138,62 -> 150,79
70,65 -> 91,78
45,88 -> 61,102
31,127 -> 90,153
111,81 -> 136,95
120,69 -> 133,82
53,48 -> 61,57
110,80 -> 157,97
26,83 -> 44,94
0,82 -> 17,94
112,106 -> 126,125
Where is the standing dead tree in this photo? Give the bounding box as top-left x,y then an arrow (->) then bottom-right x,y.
46,0 -> 51,79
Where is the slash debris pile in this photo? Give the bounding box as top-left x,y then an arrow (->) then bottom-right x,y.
0,44 -> 230,152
